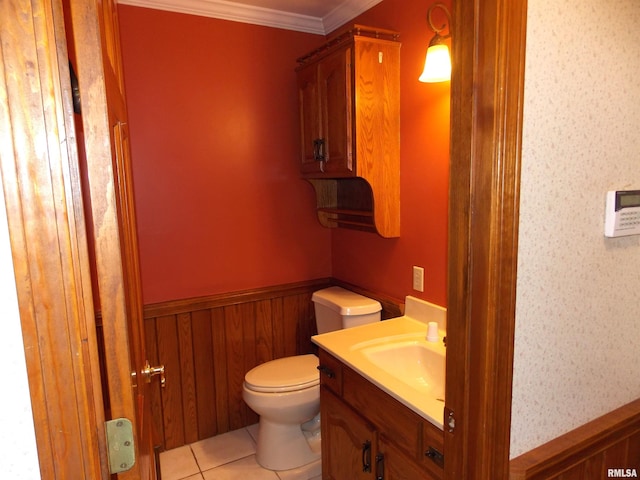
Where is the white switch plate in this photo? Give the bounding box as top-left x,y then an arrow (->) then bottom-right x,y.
412,266 -> 424,292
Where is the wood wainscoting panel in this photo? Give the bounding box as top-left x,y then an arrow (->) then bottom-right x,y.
191,308 -> 216,440
144,279 -> 330,450
509,398 -> 640,480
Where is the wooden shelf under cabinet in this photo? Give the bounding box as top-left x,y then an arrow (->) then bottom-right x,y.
307,177 -> 378,233
297,25 -> 401,238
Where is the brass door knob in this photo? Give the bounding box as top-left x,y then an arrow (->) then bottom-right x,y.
142,361 -> 165,387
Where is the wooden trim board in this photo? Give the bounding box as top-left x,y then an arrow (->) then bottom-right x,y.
510,398 -> 640,480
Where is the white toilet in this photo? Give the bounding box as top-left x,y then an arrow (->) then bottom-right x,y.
242,286 -> 381,471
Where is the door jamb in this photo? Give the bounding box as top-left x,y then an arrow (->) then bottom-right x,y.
445,0 -> 527,478
0,0 -> 108,477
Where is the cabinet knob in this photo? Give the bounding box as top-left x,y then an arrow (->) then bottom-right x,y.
375,453 -> 385,480
361,440 -> 372,472
317,365 -> 335,379
425,446 -> 445,468
313,138 -> 326,162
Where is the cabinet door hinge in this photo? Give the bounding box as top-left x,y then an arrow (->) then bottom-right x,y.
105,418 -> 136,474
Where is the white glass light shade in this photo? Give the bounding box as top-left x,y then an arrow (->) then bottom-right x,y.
419,43 -> 451,83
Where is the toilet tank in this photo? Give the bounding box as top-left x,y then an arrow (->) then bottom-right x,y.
312,286 -> 382,334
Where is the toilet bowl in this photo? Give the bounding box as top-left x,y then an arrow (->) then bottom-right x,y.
242,354 -> 320,471
242,287 -> 381,471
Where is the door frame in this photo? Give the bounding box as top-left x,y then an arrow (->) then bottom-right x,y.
1,0 -> 154,478
0,0 -> 108,477
445,0 -> 527,478
0,0 -> 528,478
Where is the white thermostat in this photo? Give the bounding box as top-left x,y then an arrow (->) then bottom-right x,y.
604,190 -> 640,237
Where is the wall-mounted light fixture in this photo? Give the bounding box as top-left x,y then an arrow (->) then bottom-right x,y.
419,3 -> 452,83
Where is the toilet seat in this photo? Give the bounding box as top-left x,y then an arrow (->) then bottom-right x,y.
245,354 -> 319,393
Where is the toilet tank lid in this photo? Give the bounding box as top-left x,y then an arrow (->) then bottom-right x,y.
312,286 -> 382,316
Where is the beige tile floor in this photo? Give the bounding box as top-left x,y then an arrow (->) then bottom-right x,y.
159,424 -> 322,480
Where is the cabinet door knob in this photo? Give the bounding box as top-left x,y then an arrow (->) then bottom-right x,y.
317,365 -> 335,379
317,138 -> 325,161
313,138 -> 326,162
425,446 -> 445,468
375,453 -> 385,480
361,440 -> 371,472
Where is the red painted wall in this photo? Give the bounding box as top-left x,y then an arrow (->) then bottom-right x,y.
118,6 -> 331,304
118,0 -> 450,307
332,0 -> 451,306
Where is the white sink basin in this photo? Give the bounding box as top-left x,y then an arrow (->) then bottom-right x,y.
360,340 -> 445,398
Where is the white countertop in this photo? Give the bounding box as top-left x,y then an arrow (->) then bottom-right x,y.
312,315 -> 446,429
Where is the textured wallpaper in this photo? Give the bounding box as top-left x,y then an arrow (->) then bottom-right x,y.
510,0 -> 640,457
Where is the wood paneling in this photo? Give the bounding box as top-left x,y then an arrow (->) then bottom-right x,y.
144,279 -> 403,450
145,280 -> 325,449
510,398 -> 640,480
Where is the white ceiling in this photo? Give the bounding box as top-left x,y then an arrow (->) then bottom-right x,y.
118,0 -> 384,35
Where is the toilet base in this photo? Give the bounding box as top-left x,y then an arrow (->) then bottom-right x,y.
255,418 -> 321,471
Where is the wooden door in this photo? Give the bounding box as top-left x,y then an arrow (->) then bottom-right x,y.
320,387 -> 377,479
298,63 -> 322,174
67,0 -> 157,478
298,46 -> 353,178
318,47 -> 353,176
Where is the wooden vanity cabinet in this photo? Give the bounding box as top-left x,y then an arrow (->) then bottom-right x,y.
318,349 -> 444,479
296,25 -> 401,238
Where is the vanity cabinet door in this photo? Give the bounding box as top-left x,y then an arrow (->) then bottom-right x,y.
342,366 -> 424,461
321,387 -> 377,479
379,436 -> 442,480
421,418 -> 445,477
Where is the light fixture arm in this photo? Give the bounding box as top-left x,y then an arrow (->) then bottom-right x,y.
427,3 -> 451,43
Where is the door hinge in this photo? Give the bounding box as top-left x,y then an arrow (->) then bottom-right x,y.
445,406 -> 456,433
105,418 -> 136,474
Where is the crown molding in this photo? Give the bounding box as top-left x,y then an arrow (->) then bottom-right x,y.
322,0 -> 383,33
118,0 -> 384,35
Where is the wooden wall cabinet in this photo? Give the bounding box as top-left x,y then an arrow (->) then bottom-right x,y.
318,349 -> 444,479
296,26 -> 401,238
